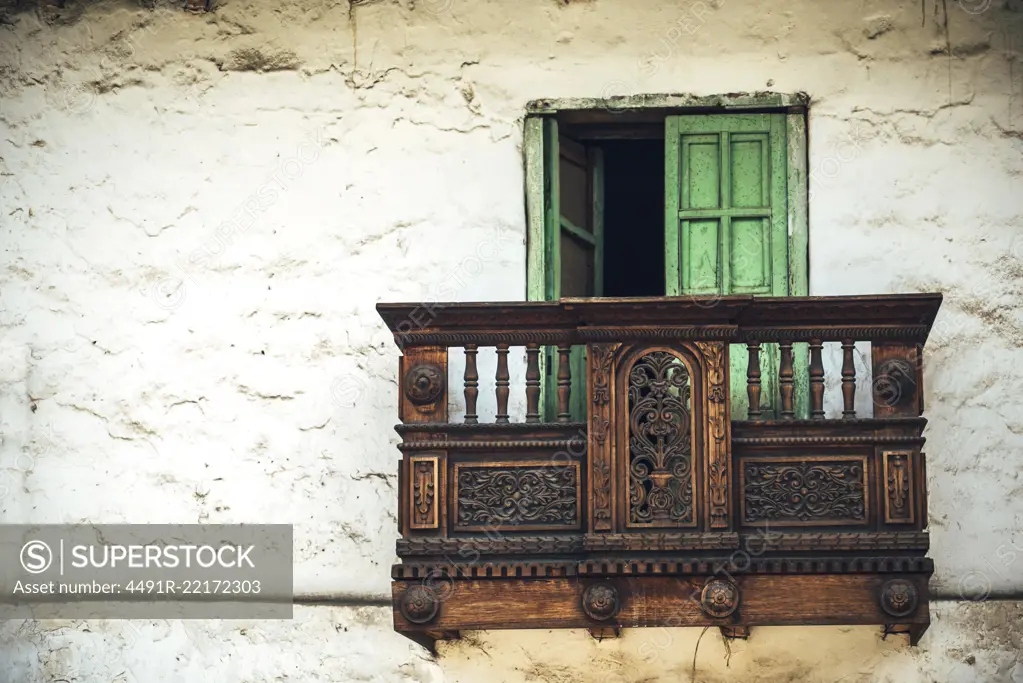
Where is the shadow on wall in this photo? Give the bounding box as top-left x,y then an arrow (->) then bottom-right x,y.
433,626 -> 890,682
430,605 -> 1023,683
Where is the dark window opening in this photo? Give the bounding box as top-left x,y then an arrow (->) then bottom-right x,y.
600,140 -> 665,297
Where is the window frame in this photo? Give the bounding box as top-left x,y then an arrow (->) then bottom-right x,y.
523,93 -> 811,418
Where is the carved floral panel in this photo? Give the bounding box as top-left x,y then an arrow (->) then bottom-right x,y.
741,457 -> 868,526
695,341 -> 730,528
625,351 -> 696,528
454,462 -> 580,531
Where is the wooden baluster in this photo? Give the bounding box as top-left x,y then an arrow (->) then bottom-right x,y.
746,342 -> 762,420
495,344 -> 510,424
779,340 -> 794,419
525,343 -> 541,423
557,344 -> 572,423
842,339 -> 856,418
809,338 -> 825,419
463,344 -> 479,424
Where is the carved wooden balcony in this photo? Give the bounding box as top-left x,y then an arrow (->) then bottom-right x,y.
377,294 -> 941,651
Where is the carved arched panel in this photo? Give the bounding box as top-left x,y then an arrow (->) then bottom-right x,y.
614,345 -> 704,529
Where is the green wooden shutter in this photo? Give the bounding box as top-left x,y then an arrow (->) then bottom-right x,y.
542,118 -> 605,421
664,113 -> 796,419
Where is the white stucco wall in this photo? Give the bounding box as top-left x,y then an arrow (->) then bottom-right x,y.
1,0 -> 1022,680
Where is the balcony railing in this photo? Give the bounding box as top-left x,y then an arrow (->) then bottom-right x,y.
377,293 -> 942,651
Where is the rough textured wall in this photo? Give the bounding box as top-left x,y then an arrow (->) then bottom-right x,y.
0,0 -> 1022,680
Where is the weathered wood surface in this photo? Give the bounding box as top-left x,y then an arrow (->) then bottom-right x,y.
392,574 -> 930,630
381,295 -> 940,647
377,294 -> 942,347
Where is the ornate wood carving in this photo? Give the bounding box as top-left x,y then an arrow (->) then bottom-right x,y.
576,556 -> 933,576
741,457 -> 868,526
592,416 -> 610,445
409,456 -> 439,530
578,326 -> 737,341
625,351 -> 695,528
399,439 -> 581,450
740,326 -> 931,342
578,558 -> 735,576
583,532 -> 738,552
399,585 -> 440,624
591,344 -> 613,405
874,358 -> 916,409
582,583 -> 620,621
589,343 -> 616,531
730,418 -> 927,432
396,422 -> 586,433
752,557 -> 933,574
889,457 -> 909,510
379,296 -> 942,647
463,344 -> 479,424
397,556 -> 934,581
883,450 -> 915,524
405,364 -> 445,405
591,433 -> 612,530
700,579 -> 739,618
393,330 -> 574,348
778,341 -> 794,419
525,343 -> 541,423
388,325 -> 932,349
872,342 -> 922,419
841,339 -> 857,418
399,346 -> 447,424
394,561 -> 577,580
453,462 -> 580,531
746,342 -> 762,420
809,339 -> 825,419
495,344 -> 510,423
557,344 -> 572,423
701,344 -> 727,405
397,535 -> 585,557
389,324 -> 933,348
696,341 -> 730,529
749,531 -> 929,552
732,435 -> 925,446
879,579 -> 918,618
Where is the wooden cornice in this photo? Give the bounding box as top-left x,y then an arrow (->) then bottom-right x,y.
377,294 -> 943,348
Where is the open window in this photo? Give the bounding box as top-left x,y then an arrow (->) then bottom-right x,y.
526,99 -> 809,419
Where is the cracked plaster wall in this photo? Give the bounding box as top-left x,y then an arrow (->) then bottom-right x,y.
0,0 -> 1022,680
